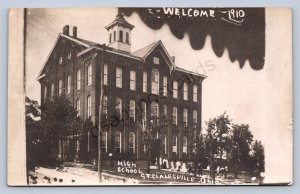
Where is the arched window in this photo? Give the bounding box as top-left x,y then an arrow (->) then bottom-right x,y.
101,131 -> 107,152
129,132 -> 135,154
58,79 -> 63,96
109,33 -> 112,44
130,70 -> 136,90
87,95 -> 92,118
172,106 -> 177,125
143,72 -> 147,92
172,135 -> 178,154
151,69 -> 159,94
183,108 -> 188,127
51,83 -> 55,99
116,67 -> 122,88
87,64 -> 92,86
193,110 -> 197,124
119,30 -> 123,42
116,98 -> 122,118
67,75 -> 71,94
183,136 -> 188,154
173,81 -> 178,98
126,32 -> 129,44
129,100 -> 135,121
76,69 -> 81,90
183,82 -> 188,100
43,86 -> 47,102
104,64 -> 108,85
163,76 -> 167,96
103,95 -> 108,117
115,131 -> 122,153
141,101 -> 147,126
76,99 -> 80,117
151,102 -> 159,117
193,85 -> 198,102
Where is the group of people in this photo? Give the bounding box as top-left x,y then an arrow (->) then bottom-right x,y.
160,159 -> 229,180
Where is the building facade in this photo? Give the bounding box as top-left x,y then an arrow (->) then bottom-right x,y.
37,12 -> 206,165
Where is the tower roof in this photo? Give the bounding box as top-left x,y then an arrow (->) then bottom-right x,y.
105,10 -> 135,30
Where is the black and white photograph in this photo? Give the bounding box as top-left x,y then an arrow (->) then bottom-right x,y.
7,7 -> 292,185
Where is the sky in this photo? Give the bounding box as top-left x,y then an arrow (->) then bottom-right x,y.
25,8 -> 292,183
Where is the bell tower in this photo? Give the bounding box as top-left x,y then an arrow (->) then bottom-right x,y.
105,10 -> 135,53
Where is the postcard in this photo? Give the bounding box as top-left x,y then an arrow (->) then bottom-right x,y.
7,7 -> 292,185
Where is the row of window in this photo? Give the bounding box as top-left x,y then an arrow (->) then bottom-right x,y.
109,30 -> 130,44
111,67 -> 198,102
74,95 -> 198,126
99,131 -> 188,155
104,97 -> 198,126
44,64 -> 198,103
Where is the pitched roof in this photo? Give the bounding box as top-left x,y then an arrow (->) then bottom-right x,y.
105,13 -> 135,30
38,33 -> 206,81
131,42 -> 159,58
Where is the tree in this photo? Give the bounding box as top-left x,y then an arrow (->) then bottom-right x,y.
250,140 -> 265,176
229,124 -> 253,178
25,97 -> 42,170
39,96 -> 85,166
204,112 -> 232,183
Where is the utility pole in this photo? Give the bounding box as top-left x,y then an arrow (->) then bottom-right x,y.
98,45 -> 105,183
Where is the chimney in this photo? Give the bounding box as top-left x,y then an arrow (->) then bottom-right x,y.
63,25 -> 69,35
72,26 -> 77,38
172,56 -> 175,63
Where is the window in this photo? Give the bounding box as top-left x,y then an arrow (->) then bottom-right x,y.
183,82 -> 188,100
87,95 -> 92,118
163,105 -> 167,116
67,75 -> 71,94
119,30 -> 123,42
116,68 -> 122,88
151,102 -> 159,117
172,106 -> 177,125
68,52 -> 72,59
104,64 -> 108,86
76,69 -> 81,90
51,83 -> 55,99
163,76 -> 167,96
143,72 -> 147,92
193,85 -> 198,102
103,95 -> 108,117
101,131 -> 107,152
151,69 -> 159,94
172,135 -> 178,154
183,108 -> 188,127
126,32 -> 129,44
113,31 -> 116,41
130,70 -> 136,90
129,100 -> 135,121
76,99 -> 80,117
141,101 -> 147,125
43,86 -> 47,102
58,79 -> 63,96
173,81 -> 178,98
193,110 -> 197,123
116,98 -> 122,118
87,64 -> 92,86
162,135 -> 167,155
115,131 -> 121,153
153,57 -> 160,65
183,136 -> 188,154
59,56 -> 63,64
109,33 -> 112,44
129,132 -> 135,154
